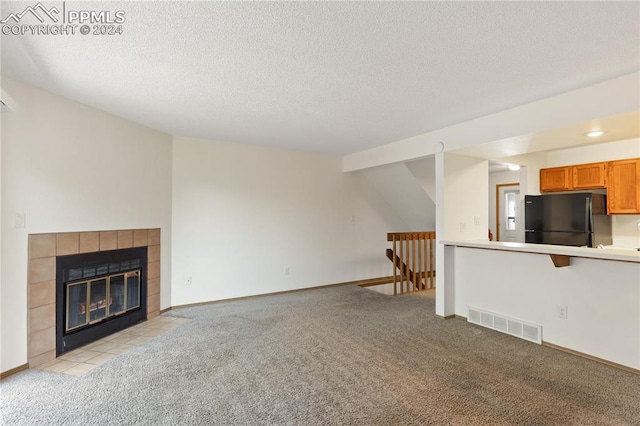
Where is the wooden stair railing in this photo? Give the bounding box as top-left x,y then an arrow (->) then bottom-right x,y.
387,231 -> 436,295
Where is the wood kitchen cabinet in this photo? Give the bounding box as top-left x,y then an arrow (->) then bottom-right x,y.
572,162 -> 607,190
607,158 -> 640,214
540,167 -> 572,192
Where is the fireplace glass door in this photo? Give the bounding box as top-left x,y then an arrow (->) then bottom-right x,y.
66,271 -> 141,332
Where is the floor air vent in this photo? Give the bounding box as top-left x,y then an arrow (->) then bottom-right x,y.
468,306 -> 542,344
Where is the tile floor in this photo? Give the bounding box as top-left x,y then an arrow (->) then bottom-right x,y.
36,315 -> 189,376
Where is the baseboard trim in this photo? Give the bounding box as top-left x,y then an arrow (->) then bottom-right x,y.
542,341 -> 639,375
454,314 -> 467,320
159,307 -> 172,314
435,314 -> 456,320
1,363 -> 29,380
171,280 -> 356,311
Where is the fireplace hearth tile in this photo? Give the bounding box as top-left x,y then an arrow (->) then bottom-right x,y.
56,233 -> 79,256
65,350 -> 102,363
29,234 -> 56,259
91,342 -> 119,353
84,353 -> 117,365
42,359 -> 78,373
33,314 -> 189,375
99,231 -> 117,251
117,230 -> 133,248
79,232 -> 100,253
63,363 -> 97,376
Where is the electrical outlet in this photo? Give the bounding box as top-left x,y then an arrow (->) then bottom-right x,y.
284,267 -> 290,276
636,221 -> 640,232
186,276 -> 192,286
459,222 -> 467,232
557,305 -> 568,319
474,216 -> 481,226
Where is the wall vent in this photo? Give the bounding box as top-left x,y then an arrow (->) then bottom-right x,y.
468,306 -> 542,344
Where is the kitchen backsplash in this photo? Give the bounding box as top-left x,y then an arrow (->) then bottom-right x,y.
612,215 -> 640,248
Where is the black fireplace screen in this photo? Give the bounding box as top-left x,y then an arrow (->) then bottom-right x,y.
57,247 -> 147,355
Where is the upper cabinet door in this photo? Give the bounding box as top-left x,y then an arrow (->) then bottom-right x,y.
572,162 -> 606,190
607,158 -> 640,214
540,167 -> 572,192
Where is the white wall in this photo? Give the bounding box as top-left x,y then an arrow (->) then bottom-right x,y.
0,77 -> 173,372
171,136 -> 405,306
443,153 -> 488,241
435,153 -> 488,317
361,162 -> 435,231
453,247 -> 640,369
405,157 -> 436,202
545,138 -> 640,166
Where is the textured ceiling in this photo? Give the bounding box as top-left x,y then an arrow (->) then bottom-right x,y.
1,1 -> 639,154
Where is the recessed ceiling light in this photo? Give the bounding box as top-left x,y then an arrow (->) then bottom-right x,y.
586,130 -> 605,137
507,164 -> 521,171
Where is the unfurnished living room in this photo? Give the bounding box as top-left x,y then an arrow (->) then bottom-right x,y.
1,1 -> 639,425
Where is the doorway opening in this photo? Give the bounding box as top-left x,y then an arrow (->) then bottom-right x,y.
496,183 -> 520,242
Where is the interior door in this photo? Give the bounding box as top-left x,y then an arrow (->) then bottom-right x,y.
497,184 -> 520,242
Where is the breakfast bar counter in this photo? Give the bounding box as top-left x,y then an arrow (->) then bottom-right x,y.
438,240 -> 640,371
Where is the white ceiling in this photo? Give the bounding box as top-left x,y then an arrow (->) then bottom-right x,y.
1,1 -> 639,154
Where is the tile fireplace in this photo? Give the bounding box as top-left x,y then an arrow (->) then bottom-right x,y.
28,229 -> 161,368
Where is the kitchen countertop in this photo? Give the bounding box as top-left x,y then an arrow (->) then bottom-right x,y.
441,240 -> 640,263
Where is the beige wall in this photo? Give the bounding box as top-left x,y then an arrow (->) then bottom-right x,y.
1,77 -> 173,372
171,136 -> 407,306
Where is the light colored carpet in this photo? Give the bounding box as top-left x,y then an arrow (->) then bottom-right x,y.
2,285 -> 639,425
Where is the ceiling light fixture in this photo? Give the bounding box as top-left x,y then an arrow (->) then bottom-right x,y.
507,164 -> 521,171
586,130 -> 605,138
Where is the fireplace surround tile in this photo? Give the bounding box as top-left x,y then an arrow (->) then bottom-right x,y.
30,350 -> 56,367
148,261 -> 160,280
29,281 -> 55,309
147,245 -> 160,262
148,229 -> 160,246
79,232 -> 100,253
29,326 -> 56,358
99,231 -> 117,251
29,257 -> 56,284
29,234 -> 56,259
29,304 -> 55,332
148,293 -> 160,316
148,277 -> 160,296
117,230 -> 133,249
56,232 -> 80,256
133,229 -> 149,247
27,228 -> 161,368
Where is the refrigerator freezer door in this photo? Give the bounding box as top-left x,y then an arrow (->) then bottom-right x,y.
543,193 -> 591,233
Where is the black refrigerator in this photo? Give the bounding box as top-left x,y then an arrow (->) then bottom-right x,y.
524,193 -> 612,247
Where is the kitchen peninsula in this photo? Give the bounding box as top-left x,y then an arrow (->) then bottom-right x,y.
441,240 -> 640,372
